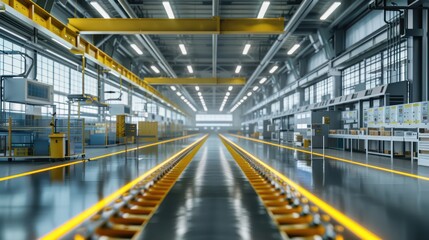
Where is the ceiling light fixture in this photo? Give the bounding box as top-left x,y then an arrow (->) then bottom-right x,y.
253,86 -> 259,91
269,65 -> 278,74
151,65 -> 160,74
242,44 -> 251,55
90,1 -> 110,19
162,1 -> 175,19
235,65 -> 242,74
187,65 -> 193,73
228,86 -> 233,91
320,2 -> 341,20
176,92 -> 182,96
130,44 -> 143,55
179,44 -> 187,55
198,92 -> 202,96
259,77 -> 267,84
195,86 -> 200,91
170,86 -> 177,91
287,44 -> 301,55
257,1 -> 270,19
247,92 -> 252,96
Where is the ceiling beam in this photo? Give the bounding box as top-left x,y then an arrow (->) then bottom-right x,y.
145,77 -> 246,85
68,17 -> 285,35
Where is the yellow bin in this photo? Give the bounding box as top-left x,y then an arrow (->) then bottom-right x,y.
303,139 -> 311,148
49,133 -> 66,159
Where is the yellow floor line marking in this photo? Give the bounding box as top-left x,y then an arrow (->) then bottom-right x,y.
0,134 -> 197,182
40,135 -> 207,240
231,134 -> 429,181
220,134 -> 381,240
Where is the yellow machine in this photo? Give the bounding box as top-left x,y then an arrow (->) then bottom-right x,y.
49,133 -> 66,159
138,121 -> 159,142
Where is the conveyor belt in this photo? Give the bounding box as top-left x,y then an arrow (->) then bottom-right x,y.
220,134 -> 381,240
137,135 -> 282,239
38,135 -> 207,240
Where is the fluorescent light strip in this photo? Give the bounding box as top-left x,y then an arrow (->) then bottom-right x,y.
247,92 -> 252,96
257,1 -> 271,19
151,65 -> 160,74
242,44 -> 251,55
287,44 -> 300,55
51,38 -> 71,50
235,65 -> 242,74
162,1 -> 175,19
187,65 -> 194,74
259,77 -> 267,84
90,1 -> 110,19
269,65 -> 278,74
170,86 -> 177,91
253,86 -> 259,91
130,44 -> 143,55
0,26 -> 27,41
320,2 -> 341,20
179,44 -> 187,55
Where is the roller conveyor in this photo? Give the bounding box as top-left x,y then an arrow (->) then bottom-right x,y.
34,134 -> 385,240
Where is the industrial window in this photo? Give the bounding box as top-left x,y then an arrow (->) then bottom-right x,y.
271,101 -> 280,114
382,41 -> 407,83
70,69 -> 83,94
315,77 -> 333,103
342,62 -> 362,95
105,83 -> 128,105
196,114 -> 232,122
84,74 -> 98,96
304,85 -> 314,104
365,54 -> 382,90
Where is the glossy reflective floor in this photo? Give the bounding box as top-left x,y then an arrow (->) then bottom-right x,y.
225,135 -> 429,240
138,136 -> 281,240
0,136 -> 200,240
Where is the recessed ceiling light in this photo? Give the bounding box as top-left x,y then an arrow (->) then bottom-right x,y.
130,44 -> 143,55
259,77 -> 267,84
198,92 -> 202,96
90,1 -> 110,19
187,65 -> 193,73
253,86 -> 259,91
287,44 -> 300,55
151,65 -> 160,74
269,65 -> 278,74
195,86 -> 200,91
257,1 -> 270,19
247,92 -> 252,96
226,92 -> 230,96
179,44 -> 187,55
320,2 -> 341,20
170,86 -> 177,91
228,86 -> 233,91
242,44 -> 251,55
235,65 -> 242,74
176,92 -> 182,96
162,1 -> 175,19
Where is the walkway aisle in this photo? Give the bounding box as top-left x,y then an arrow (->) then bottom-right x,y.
138,135 -> 281,240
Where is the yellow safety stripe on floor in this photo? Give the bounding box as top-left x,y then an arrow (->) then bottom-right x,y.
231,134 -> 429,182
220,134 -> 381,240
0,134 -> 197,182
40,135 -> 207,240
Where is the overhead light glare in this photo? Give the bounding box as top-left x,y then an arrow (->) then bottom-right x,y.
242,44 -> 251,55
228,86 -> 233,91
287,44 -> 301,55
247,92 -> 252,96
195,86 -> 200,91
90,1 -> 110,19
187,65 -> 193,73
176,92 -> 182,96
151,65 -> 160,74
179,44 -> 187,55
320,2 -> 341,20
51,38 -> 71,50
198,92 -> 202,96
0,26 -> 27,41
259,77 -> 267,84
235,65 -> 242,74
226,92 -> 230,96
253,86 -> 259,91
269,65 -> 278,74
162,1 -> 175,19
170,86 -> 177,91
257,1 -> 271,19
130,44 -> 143,55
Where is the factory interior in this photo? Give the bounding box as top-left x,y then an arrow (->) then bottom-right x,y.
0,0 -> 429,239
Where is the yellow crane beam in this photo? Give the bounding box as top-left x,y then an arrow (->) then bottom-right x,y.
0,0 -> 187,115
67,17 -> 285,35
145,77 -> 246,85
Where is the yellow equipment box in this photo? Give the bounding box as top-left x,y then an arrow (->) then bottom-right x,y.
49,133 -> 66,159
